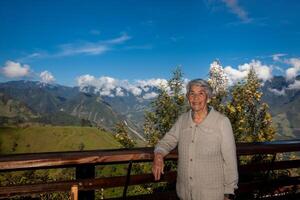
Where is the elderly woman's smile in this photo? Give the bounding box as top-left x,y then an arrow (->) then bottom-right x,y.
188,85 -> 208,112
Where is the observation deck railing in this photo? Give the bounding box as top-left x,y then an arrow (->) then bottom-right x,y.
0,140 -> 300,199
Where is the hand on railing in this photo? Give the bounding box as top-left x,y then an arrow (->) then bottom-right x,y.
152,152 -> 164,181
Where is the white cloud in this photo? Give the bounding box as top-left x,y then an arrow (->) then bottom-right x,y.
285,58 -> 300,80
77,74 -> 97,86
289,58 -> 300,68
20,33 -> 131,61
59,33 -> 131,56
27,52 -> 43,59
287,80 -> 300,90
95,76 -> 118,96
286,68 -> 298,81
115,87 -> 125,96
222,0 -> 251,23
136,79 -> 168,89
40,71 -> 55,83
143,92 -> 158,99
104,33 -> 131,44
77,75 -> 119,94
268,88 -> 286,96
224,66 -> 248,85
59,43 -> 110,56
272,53 -> 287,62
240,60 -> 272,81
128,86 -> 142,96
20,33 -> 151,63
76,75 -> 167,98
224,60 -> 272,85
1,60 -> 30,78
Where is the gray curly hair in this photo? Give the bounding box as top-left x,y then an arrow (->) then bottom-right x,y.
186,79 -> 213,99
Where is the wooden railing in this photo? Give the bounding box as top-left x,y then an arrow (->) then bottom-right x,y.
0,140 -> 300,199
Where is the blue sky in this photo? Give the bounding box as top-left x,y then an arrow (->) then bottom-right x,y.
0,0 -> 300,89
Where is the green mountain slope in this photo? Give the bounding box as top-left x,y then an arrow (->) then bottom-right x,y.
0,126 -> 121,154
262,76 -> 300,139
0,93 -> 34,117
65,93 -> 123,130
0,93 -> 38,125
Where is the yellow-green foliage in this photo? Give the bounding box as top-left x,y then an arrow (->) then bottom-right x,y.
0,126 -> 121,154
144,68 -> 186,146
218,69 -> 275,142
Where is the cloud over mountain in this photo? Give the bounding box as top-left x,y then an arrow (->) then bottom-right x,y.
1,60 -> 30,78
287,80 -> 300,90
223,60 -> 272,85
218,57 -> 300,95
40,71 -> 55,83
76,75 -> 167,99
268,88 -> 286,96
285,58 -> 300,80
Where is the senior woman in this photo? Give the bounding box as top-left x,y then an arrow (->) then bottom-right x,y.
152,79 -> 238,200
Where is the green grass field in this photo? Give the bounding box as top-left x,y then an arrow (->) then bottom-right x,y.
0,126 -> 122,154
0,126 -> 154,199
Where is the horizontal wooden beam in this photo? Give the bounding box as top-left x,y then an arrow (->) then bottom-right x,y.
239,159 -> 300,173
0,148 -> 177,172
237,140 -> 300,155
1,172 -> 299,199
1,140 -> 299,172
0,171 -> 177,199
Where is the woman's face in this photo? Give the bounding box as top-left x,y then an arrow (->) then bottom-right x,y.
187,85 -> 208,112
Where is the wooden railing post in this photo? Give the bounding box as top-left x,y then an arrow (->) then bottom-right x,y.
76,164 -> 95,200
71,185 -> 78,200
123,161 -> 133,199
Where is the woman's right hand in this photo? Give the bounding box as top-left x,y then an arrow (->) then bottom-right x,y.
152,153 -> 164,181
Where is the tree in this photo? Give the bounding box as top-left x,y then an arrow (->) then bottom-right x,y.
113,122 -> 136,148
222,68 -> 275,142
81,118 -> 92,127
207,60 -> 228,112
207,61 -> 275,143
141,67 -> 187,194
144,67 -> 186,146
78,142 -> 85,151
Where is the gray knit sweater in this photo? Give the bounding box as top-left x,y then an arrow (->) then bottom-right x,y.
155,108 -> 238,200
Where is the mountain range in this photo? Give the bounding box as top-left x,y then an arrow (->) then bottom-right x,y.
0,80 -> 151,140
0,76 -> 299,140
